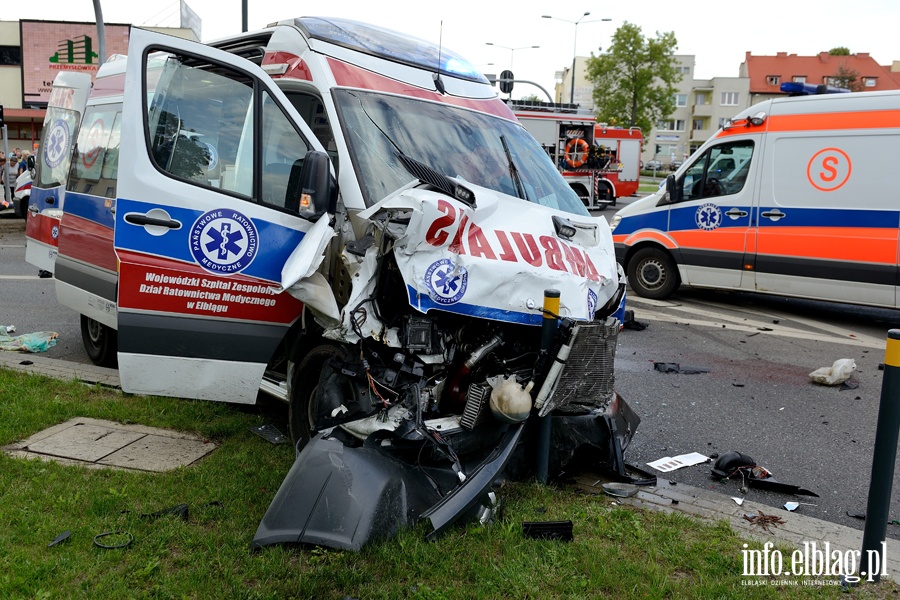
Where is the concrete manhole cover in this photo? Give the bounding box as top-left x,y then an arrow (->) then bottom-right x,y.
3,417 -> 216,472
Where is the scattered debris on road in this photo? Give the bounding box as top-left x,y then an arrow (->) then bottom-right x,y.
712,451 -> 819,497
809,358 -> 856,386
0,330 -> 58,352
743,511 -> 786,532
622,310 -> 648,331
653,362 -> 710,374
647,452 -> 709,472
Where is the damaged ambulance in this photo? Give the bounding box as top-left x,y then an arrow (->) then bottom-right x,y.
28,18 -> 640,551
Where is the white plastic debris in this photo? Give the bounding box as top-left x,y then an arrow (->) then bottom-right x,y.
809,358 -> 856,386
487,375 -> 533,423
784,501 -> 800,512
732,497 -> 744,506
4,325 -> 14,334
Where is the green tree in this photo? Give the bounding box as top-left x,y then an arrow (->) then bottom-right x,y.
585,22 -> 680,134
518,93 -> 543,103
832,64 -> 863,91
828,47 -> 851,56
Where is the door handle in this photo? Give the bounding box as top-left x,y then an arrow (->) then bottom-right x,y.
761,209 -> 785,222
124,213 -> 181,229
725,208 -> 748,219
28,203 -> 38,214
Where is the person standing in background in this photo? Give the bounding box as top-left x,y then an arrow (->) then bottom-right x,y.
0,153 -> 8,208
6,152 -> 18,202
18,151 -> 30,176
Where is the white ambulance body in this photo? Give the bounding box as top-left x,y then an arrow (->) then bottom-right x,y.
31,18 -> 640,551
611,89 -> 900,308
35,19 -> 624,416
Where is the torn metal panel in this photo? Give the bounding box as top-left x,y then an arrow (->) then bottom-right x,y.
365,188 -> 619,325
276,214 -> 340,324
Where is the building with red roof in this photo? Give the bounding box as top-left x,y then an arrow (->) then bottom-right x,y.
740,51 -> 900,104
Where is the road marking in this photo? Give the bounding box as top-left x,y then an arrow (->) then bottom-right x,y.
0,275 -> 45,280
628,297 -> 885,350
0,244 -> 25,248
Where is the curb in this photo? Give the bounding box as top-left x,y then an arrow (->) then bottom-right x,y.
575,474 -> 898,569
0,352 -> 120,388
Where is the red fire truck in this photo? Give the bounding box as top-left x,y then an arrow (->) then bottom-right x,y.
512,101 -> 642,210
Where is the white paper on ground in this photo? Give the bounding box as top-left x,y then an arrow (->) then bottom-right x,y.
646,452 -> 710,473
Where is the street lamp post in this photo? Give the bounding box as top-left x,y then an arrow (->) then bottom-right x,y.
542,13 -> 611,105
485,42 -> 540,73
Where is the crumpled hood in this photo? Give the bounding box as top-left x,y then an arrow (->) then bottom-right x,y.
361,186 -> 619,325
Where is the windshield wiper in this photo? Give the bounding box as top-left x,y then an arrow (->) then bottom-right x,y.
500,135 -> 529,202
354,93 -> 475,207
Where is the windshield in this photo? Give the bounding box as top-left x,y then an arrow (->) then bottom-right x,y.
333,89 -> 588,216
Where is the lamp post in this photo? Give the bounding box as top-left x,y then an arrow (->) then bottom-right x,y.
485,42 -> 540,73
542,13 -> 611,105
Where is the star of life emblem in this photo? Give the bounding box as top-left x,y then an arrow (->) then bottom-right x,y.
44,119 -> 71,169
695,203 -> 723,231
189,209 -> 258,275
424,259 -> 468,305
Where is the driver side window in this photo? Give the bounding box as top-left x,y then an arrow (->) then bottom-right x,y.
680,140 -> 754,201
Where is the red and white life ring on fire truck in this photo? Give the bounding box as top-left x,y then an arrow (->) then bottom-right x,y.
564,137 -> 590,169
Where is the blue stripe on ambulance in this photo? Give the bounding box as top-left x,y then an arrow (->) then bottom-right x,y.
115,198 -> 306,283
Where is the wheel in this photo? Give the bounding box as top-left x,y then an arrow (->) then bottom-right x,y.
288,343 -> 353,449
16,195 -> 28,219
627,247 -> 680,299
80,315 -> 118,367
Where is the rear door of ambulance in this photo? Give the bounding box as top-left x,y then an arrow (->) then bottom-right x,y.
55,71 -> 126,332
25,72 -> 91,274
115,28 -> 326,404
751,96 -> 898,307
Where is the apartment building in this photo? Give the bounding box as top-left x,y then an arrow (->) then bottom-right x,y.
643,56 -> 750,168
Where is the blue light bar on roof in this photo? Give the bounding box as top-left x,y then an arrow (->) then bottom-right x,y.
297,17 -> 488,84
780,82 -> 851,95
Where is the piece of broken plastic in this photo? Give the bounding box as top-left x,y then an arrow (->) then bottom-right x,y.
522,520 -> 574,541
0,331 -> 59,353
653,362 -> 709,374
784,501 -> 800,512
48,530 -> 71,547
248,424 -> 289,445
601,482 -> 639,498
809,358 -> 856,386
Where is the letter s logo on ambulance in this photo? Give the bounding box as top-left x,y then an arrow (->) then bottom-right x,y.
807,147 -> 852,192
44,119 -> 71,169
424,259 -> 468,305
189,209 -> 258,275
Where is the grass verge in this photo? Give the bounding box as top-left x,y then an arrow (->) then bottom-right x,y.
0,367 -> 893,599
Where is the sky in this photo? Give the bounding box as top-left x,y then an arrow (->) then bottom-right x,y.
6,1 -> 900,100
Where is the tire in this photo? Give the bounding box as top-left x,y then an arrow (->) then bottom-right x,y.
16,195 -> 28,219
80,315 -> 118,367
627,247 -> 680,299
288,343 -> 353,449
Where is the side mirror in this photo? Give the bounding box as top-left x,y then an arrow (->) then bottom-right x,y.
659,175 -> 679,204
292,150 -> 337,220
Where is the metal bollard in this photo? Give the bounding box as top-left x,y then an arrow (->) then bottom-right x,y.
859,329 -> 900,582
536,289 -> 560,484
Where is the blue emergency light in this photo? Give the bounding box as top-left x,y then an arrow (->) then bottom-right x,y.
780,82 -> 851,96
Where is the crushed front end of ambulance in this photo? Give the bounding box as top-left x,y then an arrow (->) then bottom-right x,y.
253,85 -> 641,552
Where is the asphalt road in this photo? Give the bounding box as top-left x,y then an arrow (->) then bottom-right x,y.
4,200 -> 900,539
